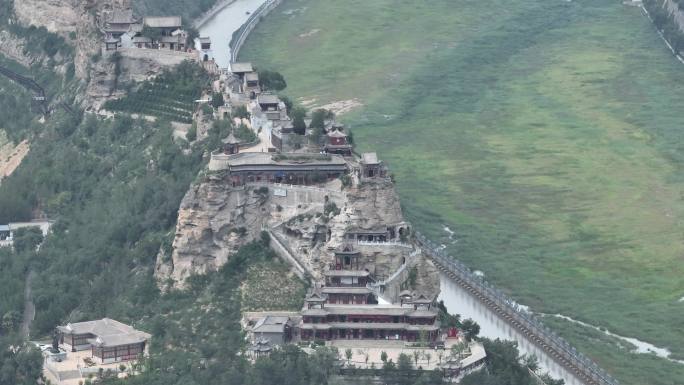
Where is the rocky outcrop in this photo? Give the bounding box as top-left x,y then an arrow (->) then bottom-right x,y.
9,0 -> 186,108
158,169 -> 440,298
0,31 -> 38,67
155,173 -> 265,286
663,0 -> 684,33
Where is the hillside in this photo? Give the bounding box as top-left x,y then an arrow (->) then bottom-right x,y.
239,0 -> 684,384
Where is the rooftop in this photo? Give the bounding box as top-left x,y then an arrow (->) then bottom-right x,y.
245,72 -> 259,81
257,94 -> 280,105
231,62 -> 254,73
252,316 -> 289,334
107,9 -> 136,24
361,152 -> 380,165
226,152 -> 346,167
324,270 -> 370,277
199,37 -> 211,44
222,133 -> 241,144
327,130 -> 347,138
302,303 -> 440,317
57,318 -> 151,347
321,287 -> 372,295
143,16 -> 182,28
132,36 -> 152,43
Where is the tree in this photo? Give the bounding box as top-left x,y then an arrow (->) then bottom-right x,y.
380,351 -> 388,363
291,106 -> 307,135
232,105 -> 250,120
309,109 -> 333,142
397,353 -> 412,371
186,27 -> 200,47
211,92 -> 224,109
141,25 -> 163,41
423,351 -> 432,367
523,354 -> 539,373
280,95 -> 293,114
258,70 -> 287,91
1,311 -> 21,333
344,348 -> 352,366
461,318 -> 480,341
539,373 -> 565,385
412,350 -> 420,366
12,227 -> 43,254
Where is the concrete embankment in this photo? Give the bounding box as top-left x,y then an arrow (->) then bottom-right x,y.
415,233 -> 618,385
229,0 -> 284,62
194,0 -> 239,29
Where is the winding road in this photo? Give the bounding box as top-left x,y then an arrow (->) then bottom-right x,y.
20,270 -> 35,339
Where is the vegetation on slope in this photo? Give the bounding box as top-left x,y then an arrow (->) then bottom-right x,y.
240,0 -> 684,383
0,1 -> 73,63
104,61 -> 205,123
134,0 -> 219,24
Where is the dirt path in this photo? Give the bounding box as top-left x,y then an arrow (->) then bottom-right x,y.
21,270 -> 35,339
0,139 -> 30,181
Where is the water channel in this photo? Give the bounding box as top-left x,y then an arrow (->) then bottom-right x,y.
197,0 -> 270,68
439,272 -> 584,385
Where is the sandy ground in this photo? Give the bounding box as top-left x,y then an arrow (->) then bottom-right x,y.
171,121 -> 192,141
0,138 -> 29,180
311,99 -> 363,116
299,29 -> 321,38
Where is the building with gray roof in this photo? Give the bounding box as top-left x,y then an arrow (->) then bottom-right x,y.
56,318 -> 151,363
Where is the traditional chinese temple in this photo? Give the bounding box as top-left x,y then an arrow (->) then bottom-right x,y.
56,318 -> 151,363
299,245 -> 440,342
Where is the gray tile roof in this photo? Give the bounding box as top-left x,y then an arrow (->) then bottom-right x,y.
143,16 -> 182,28
57,318 -> 150,347
230,62 -> 254,73
361,152 -> 379,165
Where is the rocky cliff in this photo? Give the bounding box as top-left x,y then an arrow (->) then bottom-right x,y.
7,0 -> 191,108
662,0 -> 684,33
157,169 -> 440,299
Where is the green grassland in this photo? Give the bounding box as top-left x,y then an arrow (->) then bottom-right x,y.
240,0 -> 684,383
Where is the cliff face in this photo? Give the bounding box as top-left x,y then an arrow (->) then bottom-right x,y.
157,171 -> 441,299
12,0 -> 110,80
13,0 -> 82,34
9,0 -> 173,107
663,0 -> 684,33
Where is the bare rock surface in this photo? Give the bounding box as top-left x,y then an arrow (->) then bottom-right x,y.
157,171 -> 440,299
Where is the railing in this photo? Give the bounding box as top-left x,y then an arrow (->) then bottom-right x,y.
247,181 -> 343,195
265,228 -> 310,280
356,240 -> 412,248
229,0 -> 284,62
414,232 -> 619,385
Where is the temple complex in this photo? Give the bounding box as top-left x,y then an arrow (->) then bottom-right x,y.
299,288 -> 440,342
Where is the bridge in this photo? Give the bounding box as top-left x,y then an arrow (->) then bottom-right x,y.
414,232 -> 619,385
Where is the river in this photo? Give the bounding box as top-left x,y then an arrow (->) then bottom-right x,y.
197,0 -> 270,68
439,272 -> 584,385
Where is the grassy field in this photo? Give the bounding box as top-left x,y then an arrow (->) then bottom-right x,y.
241,0 -> 684,382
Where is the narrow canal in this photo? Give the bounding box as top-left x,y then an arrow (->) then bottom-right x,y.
197,0 -> 269,68
439,272 -> 583,385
